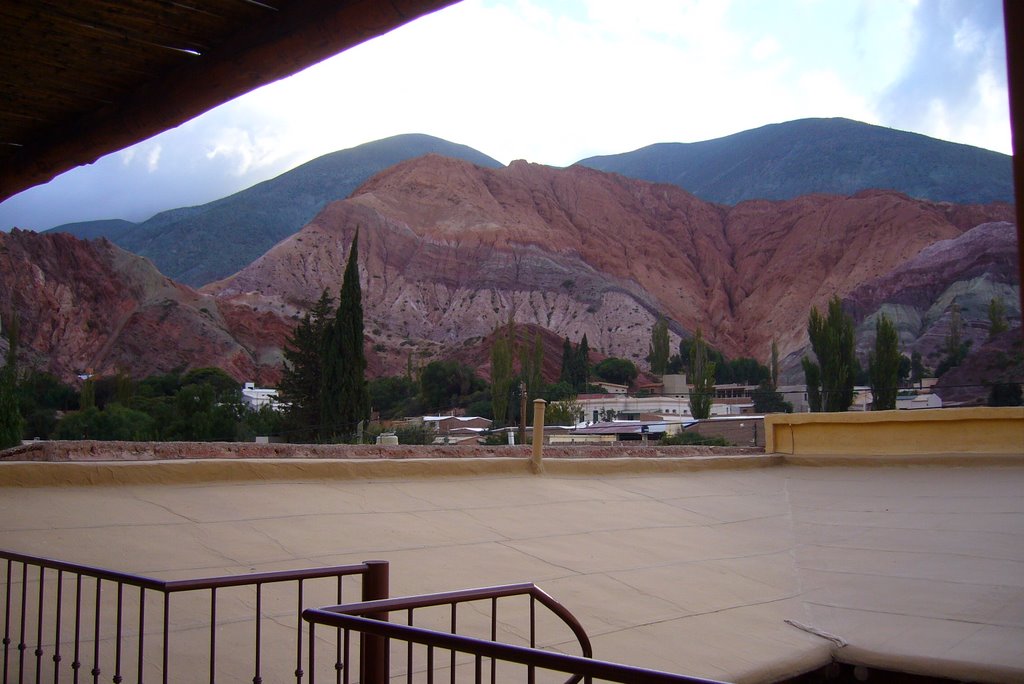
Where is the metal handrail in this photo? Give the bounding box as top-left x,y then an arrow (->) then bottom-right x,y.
0,548 -> 377,593
319,582 -> 594,659
1,549 -> 388,684
304,583 -> 728,684
303,606 -> 727,684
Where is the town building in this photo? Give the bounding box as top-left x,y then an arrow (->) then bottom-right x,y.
240,382 -> 284,411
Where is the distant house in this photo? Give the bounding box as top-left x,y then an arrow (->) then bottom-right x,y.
897,392 -> 943,410
683,416 -> 764,447
419,415 -> 492,445
422,415 -> 493,433
576,394 -> 692,423
594,381 -> 628,394
241,382 -> 285,411
555,420 -> 670,444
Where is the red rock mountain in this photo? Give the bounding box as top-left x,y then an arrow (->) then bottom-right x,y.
3,156 -> 1017,385
0,229 -> 289,383
207,155 -> 1014,378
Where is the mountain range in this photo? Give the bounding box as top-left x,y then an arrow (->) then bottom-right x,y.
6,142 -> 1017,404
578,118 -> 1014,206
49,119 -> 1014,288
50,135 -> 502,286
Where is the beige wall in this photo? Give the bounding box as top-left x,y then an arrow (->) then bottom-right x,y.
764,407 -> 1024,456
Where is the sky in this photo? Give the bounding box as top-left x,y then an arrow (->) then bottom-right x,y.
0,0 -> 1011,232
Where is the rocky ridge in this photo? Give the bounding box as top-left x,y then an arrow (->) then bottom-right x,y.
0,229 -> 290,383
208,156 -> 1016,379
4,156 -> 1018,386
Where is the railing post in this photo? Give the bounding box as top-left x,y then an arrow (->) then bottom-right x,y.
360,561 -> 389,684
531,399 -> 546,474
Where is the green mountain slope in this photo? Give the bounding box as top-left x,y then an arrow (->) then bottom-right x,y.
50,134 -> 502,286
576,118 -> 1013,206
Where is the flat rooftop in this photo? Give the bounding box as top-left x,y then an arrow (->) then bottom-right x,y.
1,455 -> 1022,683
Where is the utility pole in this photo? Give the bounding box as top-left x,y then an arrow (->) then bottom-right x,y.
518,380 -> 527,445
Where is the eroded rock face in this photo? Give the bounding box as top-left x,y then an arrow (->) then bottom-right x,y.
4,156 -> 1017,385
0,229 -> 289,383
844,221 -> 1020,373
208,156 -> 1015,376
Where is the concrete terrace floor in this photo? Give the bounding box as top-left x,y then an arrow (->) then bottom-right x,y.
1,457 -> 1023,683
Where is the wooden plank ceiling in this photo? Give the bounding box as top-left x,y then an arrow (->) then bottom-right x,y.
0,0 -> 459,201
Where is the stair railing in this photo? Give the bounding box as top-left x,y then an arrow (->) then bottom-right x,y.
1,549 -> 388,684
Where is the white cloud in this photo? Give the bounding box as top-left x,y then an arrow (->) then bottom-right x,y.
0,0 -> 1011,232
204,127 -> 291,176
750,36 -> 780,61
146,144 -> 161,173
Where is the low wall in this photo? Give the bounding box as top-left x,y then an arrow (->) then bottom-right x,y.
2,440 -> 760,462
764,407 -> 1024,458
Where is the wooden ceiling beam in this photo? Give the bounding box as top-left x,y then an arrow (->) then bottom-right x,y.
0,0 -> 460,201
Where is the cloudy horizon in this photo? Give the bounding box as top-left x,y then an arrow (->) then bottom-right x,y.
0,0 -> 1011,232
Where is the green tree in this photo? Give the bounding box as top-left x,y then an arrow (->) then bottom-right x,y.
0,314 -> 23,449
368,375 -> 417,420
559,335 -> 591,393
181,367 -> 239,399
79,378 -> 96,411
988,297 -> 1009,337
55,404 -> 154,441
489,322 -> 515,426
752,380 -> 792,414
688,328 -> 716,420
574,334 -> 590,392
910,351 -> 927,384
935,303 -> 972,377
419,361 -> 484,412
520,330 -> 545,402
593,357 -> 638,385
770,339 -> 780,388
649,315 -> 670,376
801,357 -> 822,412
559,337 -> 574,385
804,296 -> 856,412
321,232 -> 370,441
868,313 -> 900,411
546,397 -> 583,425
988,382 -> 1023,406
236,405 -> 287,441
16,369 -> 78,440
280,289 -> 335,440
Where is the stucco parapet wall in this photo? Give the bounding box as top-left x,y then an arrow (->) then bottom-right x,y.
764,407 -> 1024,457
1,441 -> 761,462
0,454 -> 781,487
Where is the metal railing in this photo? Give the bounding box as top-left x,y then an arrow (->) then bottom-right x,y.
1,549 -> 388,683
303,583 -> 727,684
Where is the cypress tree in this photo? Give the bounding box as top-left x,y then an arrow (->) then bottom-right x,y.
321,231 -> 370,441
801,357 -> 822,412
559,337 -> 573,385
804,296 -> 856,412
689,328 -> 716,420
490,321 -> 514,427
770,339 -> 780,389
649,315 -> 670,376
574,334 -> 590,392
280,289 -> 334,440
521,331 -> 544,400
868,313 -> 901,411
0,314 -> 24,449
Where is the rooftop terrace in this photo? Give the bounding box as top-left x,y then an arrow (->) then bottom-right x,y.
2,428 -> 1023,683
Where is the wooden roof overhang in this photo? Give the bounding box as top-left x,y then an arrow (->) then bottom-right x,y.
0,0 -> 459,202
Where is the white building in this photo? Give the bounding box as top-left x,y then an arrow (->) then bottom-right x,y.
576,394 -> 692,425
896,392 -> 943,410
241,382 -> 284,411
